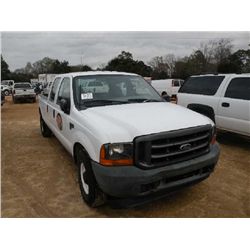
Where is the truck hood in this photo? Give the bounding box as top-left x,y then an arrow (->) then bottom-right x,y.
79,102 -> 213,143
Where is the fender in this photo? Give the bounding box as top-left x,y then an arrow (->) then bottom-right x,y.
187,103 -> 215,122
71,129 -> 101,163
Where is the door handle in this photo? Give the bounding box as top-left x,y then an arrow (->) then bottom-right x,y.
222,102 -> 230,108
69,122 -> 74,130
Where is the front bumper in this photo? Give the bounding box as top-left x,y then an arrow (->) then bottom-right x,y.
92,143 -> 220,198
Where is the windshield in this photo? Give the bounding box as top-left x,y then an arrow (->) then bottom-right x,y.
73,74 -> 163,108
14,83 -> 31,89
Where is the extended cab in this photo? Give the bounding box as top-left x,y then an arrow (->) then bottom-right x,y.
39,72 -> 220,207
12,82 -> 36,103
177,74 -> 250,137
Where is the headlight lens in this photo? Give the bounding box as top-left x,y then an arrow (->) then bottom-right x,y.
100,143 -> 133,166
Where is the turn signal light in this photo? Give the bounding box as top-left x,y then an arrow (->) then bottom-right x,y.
100,145 -> 133,166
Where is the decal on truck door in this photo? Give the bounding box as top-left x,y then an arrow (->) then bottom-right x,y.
56,113 -> 63,130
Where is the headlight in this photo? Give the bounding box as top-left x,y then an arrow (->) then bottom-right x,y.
100,143 -> 133,166
211,125 -> 217,144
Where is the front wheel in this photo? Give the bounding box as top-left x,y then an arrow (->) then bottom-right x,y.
40,116 -> 52,137
76,148 -> 105,207
4,90 -> 9,96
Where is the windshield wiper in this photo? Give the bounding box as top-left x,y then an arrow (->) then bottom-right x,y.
80,99 -> 129,108
128,98 -> 163,103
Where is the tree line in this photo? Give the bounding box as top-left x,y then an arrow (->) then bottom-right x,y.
1,38 -> 250,82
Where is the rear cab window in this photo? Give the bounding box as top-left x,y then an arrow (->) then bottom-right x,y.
57,77 -> 71,104
49,78 -> 61,102
179,76 -> 225,95
14,83 -> 31,89
225,77 -> 250,101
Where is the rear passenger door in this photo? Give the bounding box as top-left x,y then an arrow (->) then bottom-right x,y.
47,77 -> 61,126
52,77 -> 72,153
217,77 -> 250,135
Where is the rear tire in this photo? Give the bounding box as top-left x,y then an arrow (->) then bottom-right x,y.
4,90 -> 9,96
76,148 -> 105,207
40,116 -> 52,137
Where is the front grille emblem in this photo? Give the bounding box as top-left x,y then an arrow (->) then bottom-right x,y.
179,143 -> 192,151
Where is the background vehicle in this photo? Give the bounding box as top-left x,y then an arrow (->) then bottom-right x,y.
12,82 -> 36,103
151,79 -> 184,98
177,74 -> 250,137
38,74 -> 57,87
39,71 -> 219,207
42,82 -> 53,96
1,80 -> 14,93
1,84 -> 12,96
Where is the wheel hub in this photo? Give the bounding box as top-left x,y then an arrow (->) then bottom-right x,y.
80,162 -> 89,195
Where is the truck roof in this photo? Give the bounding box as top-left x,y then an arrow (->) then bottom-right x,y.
191,73 -> 250,77
54,71 -> 139,78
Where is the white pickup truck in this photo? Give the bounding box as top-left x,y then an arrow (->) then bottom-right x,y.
12,82 -> 36,103
39,71 -> 219,207
151,79 -> 184,98
177,74 -> 250,137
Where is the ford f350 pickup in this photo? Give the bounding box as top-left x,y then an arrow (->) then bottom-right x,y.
39,71 -> 220,207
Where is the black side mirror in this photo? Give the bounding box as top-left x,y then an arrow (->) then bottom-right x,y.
59,98 -> 70,114
162,94 -> 171,102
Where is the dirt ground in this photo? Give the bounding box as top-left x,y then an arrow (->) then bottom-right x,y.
1,96 -> 250,217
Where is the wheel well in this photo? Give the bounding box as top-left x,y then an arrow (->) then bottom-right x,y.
187,103 -> 215,122
73,143 -> 89,164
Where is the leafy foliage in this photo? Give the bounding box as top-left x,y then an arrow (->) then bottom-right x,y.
1,55 -> 11,80
104,51 -> 152,76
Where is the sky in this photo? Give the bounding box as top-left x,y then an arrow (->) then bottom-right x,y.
1,31 -> 249,71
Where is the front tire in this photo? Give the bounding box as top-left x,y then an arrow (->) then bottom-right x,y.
76,148 -> 105,207
40,116 -> 52,137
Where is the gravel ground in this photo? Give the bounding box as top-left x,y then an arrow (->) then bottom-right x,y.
1,96 -> 250,217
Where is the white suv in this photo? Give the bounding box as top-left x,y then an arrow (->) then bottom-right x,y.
177,74 -> 250,137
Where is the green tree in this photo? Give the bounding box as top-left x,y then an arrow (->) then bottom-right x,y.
149,56 -> 169,79
1,55 -> 11,80
105,51 -> 152,76
218,49 -> 250,73
69,64 -> 93,72
51,60 -> 70,73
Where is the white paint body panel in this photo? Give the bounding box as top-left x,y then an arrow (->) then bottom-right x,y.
177,74 -> 250,136
151,79 -> 182,97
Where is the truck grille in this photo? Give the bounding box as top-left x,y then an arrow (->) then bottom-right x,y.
134,125 -> 212,169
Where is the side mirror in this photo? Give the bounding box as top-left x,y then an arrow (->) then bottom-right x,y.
59,98 -> 70,114
162,94 -> 171,102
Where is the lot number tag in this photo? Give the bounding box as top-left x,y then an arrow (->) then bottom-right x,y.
81,92 -> 93,100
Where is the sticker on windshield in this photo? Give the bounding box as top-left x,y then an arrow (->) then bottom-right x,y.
81,92 -> 93,100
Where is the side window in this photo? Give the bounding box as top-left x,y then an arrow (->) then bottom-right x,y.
225,78 -> 250,101
49,78 -> 61,102
172,80 -> 180,87
179,76 -> 225,95
57,77 -> 71,105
